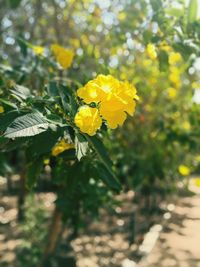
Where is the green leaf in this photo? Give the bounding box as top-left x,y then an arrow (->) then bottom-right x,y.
0,110 -> 21,132
4,112 -> 49,138
10,84 -> 31,100
47,81 -> 59,97
86,135 -> 113,173
7,0 -> 22,9
94,163 -> 121,192
27,130 -> 61,159
0,136 -> 9,147
0,99 -> 17,109
17,37 -> 28,57
26,157 -> 43,189
2,138 -> 28,152
188,0 -> 198,23
75,134 -> 89,161
158,50 -> 169,72
58,84 -> 78,116
165,8 -> 184,18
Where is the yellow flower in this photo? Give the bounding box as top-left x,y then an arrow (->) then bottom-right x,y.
77,75 -> 138,129
192,82 -> 200,90
159,41 -> 172,52
182,121 -> 191,131
194,177 -> 200,187
178,165 -> 190,176
169,66 -> 181,88
0,106 -> 4,113
118,12 -> 126,21
167,87 -> 177,99
43,158 -> 50,165
195,155 -> 200,162
52,139 -> 74,156
74,106 -> 102,136
77,75 -> 120,104
146,44 -> 157,60
32,45 -> 44,55
51,44 -> 74,69
142,59 -> 152,67
99,81 -> 137,129
169,52 -> 182,65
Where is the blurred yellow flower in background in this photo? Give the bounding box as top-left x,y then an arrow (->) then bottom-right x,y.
194,177 -> 200,187
32,45 -> 44,55
0,106 -> 4,113
182,121 -> 191,131
192,82 -> 200,90
159,41 -> 172,52
51,44 -> 74,69
74,106 -> 102,136
195,155 -> 200,162
169,52 -> 182,65
52,139 -> 74,156
43,158 -> 50,165
169,66 -> 181,88
167,87 -> 177,99
178,165 -> 191,176
146,43 -> 157,60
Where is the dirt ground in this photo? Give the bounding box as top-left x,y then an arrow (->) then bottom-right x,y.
141,178 -> 200,267
1,176 -> 200,267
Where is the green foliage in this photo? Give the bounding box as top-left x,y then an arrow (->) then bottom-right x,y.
17,195 -> 48,267
188,0 -> 198,24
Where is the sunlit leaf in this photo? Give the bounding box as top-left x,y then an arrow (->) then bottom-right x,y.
4,112 -> 49,138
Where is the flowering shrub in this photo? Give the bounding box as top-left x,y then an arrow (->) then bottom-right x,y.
0,0 -> 200,265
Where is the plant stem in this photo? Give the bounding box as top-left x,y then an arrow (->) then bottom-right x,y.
40,205 -> 63,266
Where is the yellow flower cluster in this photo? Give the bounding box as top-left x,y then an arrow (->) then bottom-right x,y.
167,87 -> 177,99
169,66 -> 182,89
168,52 -> 182,90
74,74 -> 138,136
159,41 -> 172,52
146,44 -> 157,60
51,44 -> 74,69
52,139 -> 74,156
168,52 -> 182,65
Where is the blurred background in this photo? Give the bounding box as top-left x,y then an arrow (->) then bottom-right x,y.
1,0 -> 200,266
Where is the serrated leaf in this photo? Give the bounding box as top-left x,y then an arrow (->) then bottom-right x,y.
0,110 -> 21,132
75,134 -> 89,161
4,112 -> 49,138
